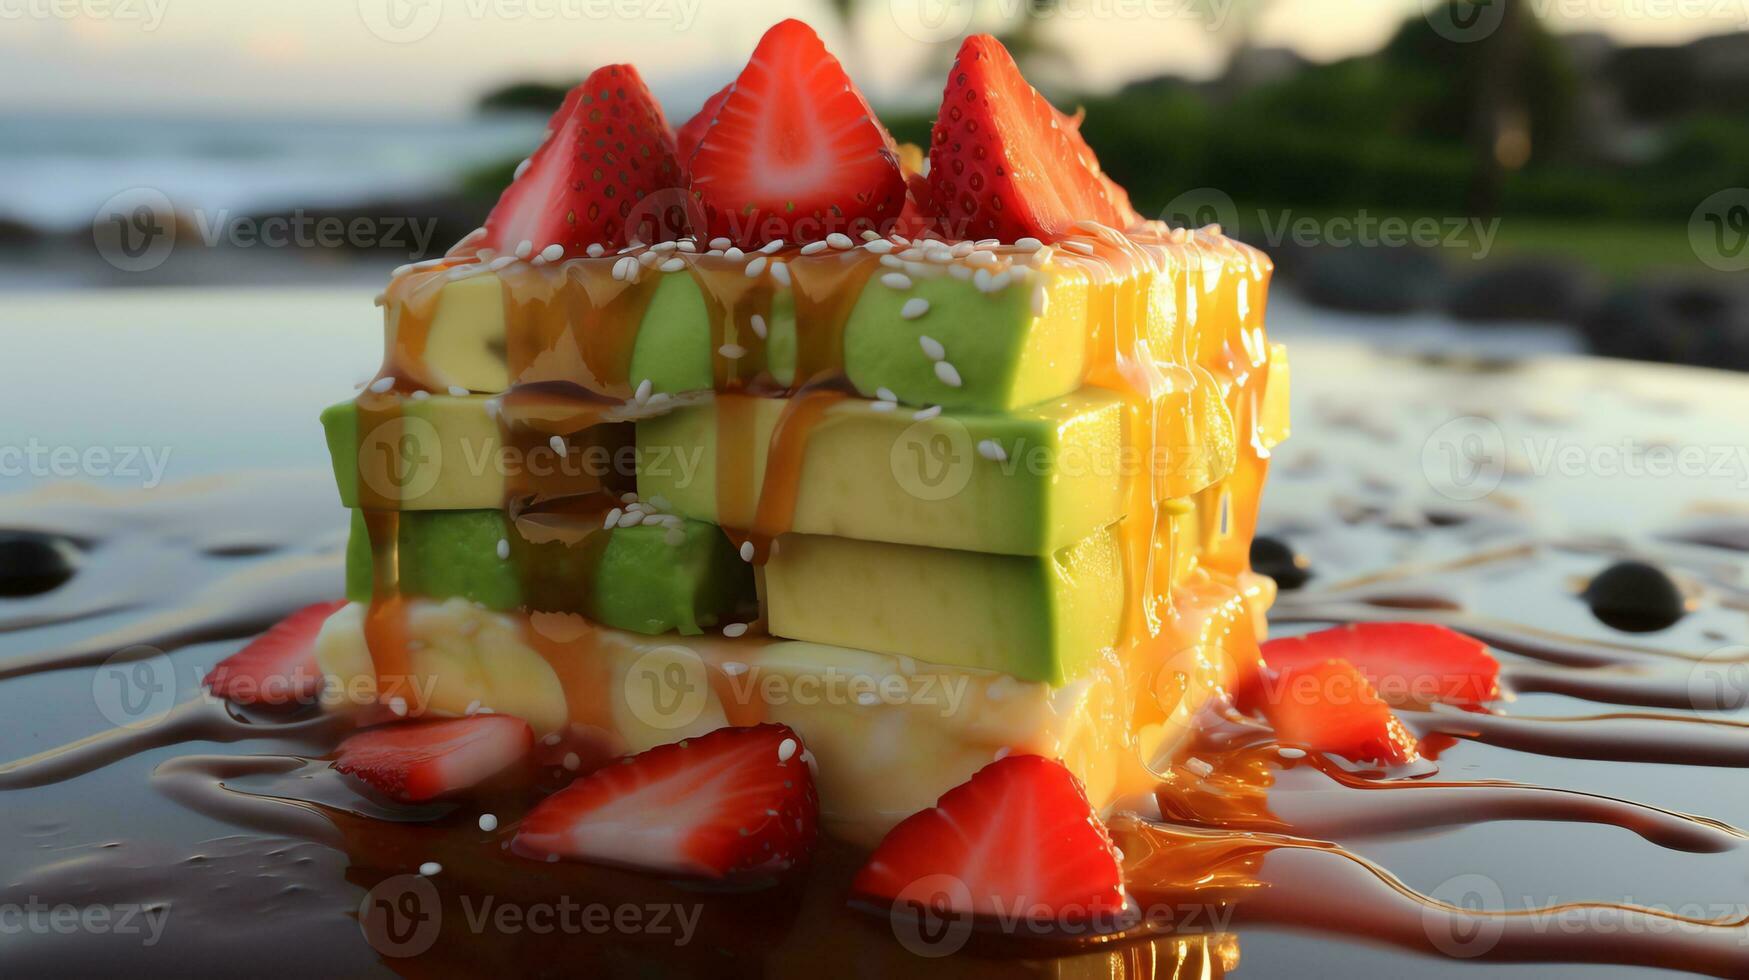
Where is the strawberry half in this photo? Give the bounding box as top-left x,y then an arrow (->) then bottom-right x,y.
675,82 -> 731,172
204,600 -> 344,706
481,63 -> 683,257
1249,623 -> 1500,709
688,19 -> 906,246
333,715 -> 534,803
853,755 -> 1126,924
928,35 -> 1141,243
1258,658 -> 1422,766
512,723 -> 818,879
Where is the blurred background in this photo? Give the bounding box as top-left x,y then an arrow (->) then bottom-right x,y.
5,0 -> 1747,367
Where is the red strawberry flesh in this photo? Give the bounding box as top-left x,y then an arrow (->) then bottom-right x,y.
928,34 -> 1140,243
512,723 -> 818,879
480,63 -> 683,256
204,600 -> 344,706
853,754 -> 1126,923
1251,622 -> 1500,708
688,19 -> 905,246
675,82 -> 731,172
1258,658 -> 1422,765
333,715 -> 534,803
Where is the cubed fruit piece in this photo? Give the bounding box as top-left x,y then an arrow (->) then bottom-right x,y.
345,510 -> 521,611
480,63 -> 683,257
928,35 -> 1139,243
513,724 -> 818,879
332,715 -> 535,802
1256,658 -> 1421,765
1249,623 -> 1500,709
764,527 -> 1124,685
638,389 -> 1138,556
204,600 -> 345,706
689,20 -> 905,246
853,755 -> 1126,923
515,512 -> 755,635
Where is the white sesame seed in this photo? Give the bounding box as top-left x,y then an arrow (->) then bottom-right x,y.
563,752 -> 581,771
989,270 -> 1012,291
760,239 -> 785,254
934,361 -> 963,387
724,246 -> 745,261
368,376 -> 395,393
709,237 -> 732,250
515,240 -> 534,259
740,541 -> 755,562
879,254 -> 905,270
855,691 -> 879,706
1185,757 -> 1215,778
826,232 -> 854,250
618,510 -> 644,527
677,240 -> 696,252
994,746 -> 1012,761
586,243 -> 606,257
913,405 -> 942,421
539,244 -> 564,263
549,435 -> 566,455
722,661 -> 749,676
1278,747 -> 1307,760
478,814 -> 499,832
496,538 -> 510,560
719,343 -> 747,359
1063,240 -> 1096,255
918,335 -> 946,361
800,241 -> 830,255
975,238 -> 1001,248
880,272 -> 913,290
419,861 -> 442,876
769,261 -> 790,287
723,623 -> 749,639
634,378 -> 653,403
742,255 -> 766,278
948,264 -> 973,281
1015,237 -> 1044,251
900,297 -> 930,320
660,257 -> 686,273
410,389 -> 430,400
488,255 -> 517,271
513,157 -> 532,180
977,439 -> 1007,462
543,732 -> 562,745
612,256 -> 634,281
749,313 -> 768,339
664,528 -> 685,546
869,400 -> 895,412
973,268 -> 995,292
899,247 -> 924,262
387,696 -> 408,716
876,386 -> 898,403
966,249 -> 998,268
639,249 -> 660,268
777,737 -> 798,761
448,385 -> 470,397
864,239 -> 895,254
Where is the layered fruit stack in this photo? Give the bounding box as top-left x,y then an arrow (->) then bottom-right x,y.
313,21 -> 1289,841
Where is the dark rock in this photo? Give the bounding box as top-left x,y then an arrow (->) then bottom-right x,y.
1447,259 -> 1600,324
0,216 -> 43,248
1294,245 -> 1448,314
0,533 -> 80,597
1251,535 -> 1311,590
1580,279 -> 1749,370
1582,560 -> 1686,633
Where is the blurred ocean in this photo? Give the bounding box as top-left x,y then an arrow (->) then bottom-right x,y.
0,112 -> 547,232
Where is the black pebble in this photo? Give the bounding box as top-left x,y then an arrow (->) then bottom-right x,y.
1583,560 -> 1685,633
0,533 -> 80,597
1251,536 -> 1311,590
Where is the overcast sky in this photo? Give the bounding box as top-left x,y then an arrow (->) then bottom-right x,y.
9,0 -> 1746,118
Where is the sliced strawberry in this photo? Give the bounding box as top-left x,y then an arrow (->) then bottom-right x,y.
1249,623 -> 1500,709
512,723 -> 817,878
1258,658 -> 1422,766
688,19 -> 906,246
675,82 -> 730,172
481,63 -> 683,256
853,755 -> 1126,923
204,600 -> 344,706
928,35 -> 1141,243
333,716 -> 534,803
